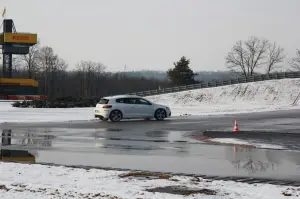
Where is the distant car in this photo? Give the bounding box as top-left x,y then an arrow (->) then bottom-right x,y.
94,95 -> 171,122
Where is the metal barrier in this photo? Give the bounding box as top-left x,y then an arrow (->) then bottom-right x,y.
128,71 -> 300,97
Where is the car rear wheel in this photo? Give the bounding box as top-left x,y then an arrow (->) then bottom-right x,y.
154,109 -> 166,121
109,110 -> 123,122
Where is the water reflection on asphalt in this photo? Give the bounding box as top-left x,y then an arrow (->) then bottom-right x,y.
0,128 -> 300,181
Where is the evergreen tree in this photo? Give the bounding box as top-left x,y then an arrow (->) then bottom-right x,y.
167,56 -> 198,85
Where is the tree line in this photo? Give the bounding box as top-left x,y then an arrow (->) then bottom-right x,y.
0,36 -> 299,99
0,42 -> 170,99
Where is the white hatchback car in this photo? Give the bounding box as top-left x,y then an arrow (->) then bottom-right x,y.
94,95 -> 171,122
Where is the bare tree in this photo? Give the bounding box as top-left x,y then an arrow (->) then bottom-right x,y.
76,60 -> 106,97
36,46 -> 68,98
76,60 -> 106,73
226,36 -> 285,77
15,41 -> 41,78
37,46 -> 57,71
12,56 -> 22,72
266,42 -> 285,74
289,49 -> 300,71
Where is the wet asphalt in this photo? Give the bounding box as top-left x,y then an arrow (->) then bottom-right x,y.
0,108 -> 300,182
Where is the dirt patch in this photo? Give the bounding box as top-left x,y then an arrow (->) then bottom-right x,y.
146,185 -> 217,196
119,171 -> 171,180
0,185 -> 9,191
282,188 -> 300,197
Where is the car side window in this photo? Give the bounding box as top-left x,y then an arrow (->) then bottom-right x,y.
135,98 -> 151,105
116,97 -> 151,105
116,98 -> 124,103
128,98 -> 137,104
116,98 -> 134,104
121,98 -> 135,104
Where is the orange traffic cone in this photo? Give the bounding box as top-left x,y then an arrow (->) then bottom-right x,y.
234,146 -> 238,152
233,120 -> 239,132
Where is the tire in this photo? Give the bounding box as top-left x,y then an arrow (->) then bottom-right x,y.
154,108 -> 166,121
109,110 -> 123,122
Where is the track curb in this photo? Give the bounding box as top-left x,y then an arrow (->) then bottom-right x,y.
202,130 -> 300,138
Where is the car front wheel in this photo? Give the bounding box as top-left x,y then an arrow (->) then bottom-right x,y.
154,109 -> 166,121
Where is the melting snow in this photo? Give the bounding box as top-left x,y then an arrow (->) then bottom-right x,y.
0,162 -> 299,199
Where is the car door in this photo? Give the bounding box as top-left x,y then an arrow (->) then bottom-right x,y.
117,97 -> 136,118
126,98 -> 143,118
133,98 -> 154,117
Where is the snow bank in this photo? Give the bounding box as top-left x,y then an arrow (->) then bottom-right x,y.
0,102 -> 95,123
0,162 -> 299,199
146,79 -> 300,115
208,138 -> 287,150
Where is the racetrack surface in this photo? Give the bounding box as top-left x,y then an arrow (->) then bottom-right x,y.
1,108 -> 300,132
0,109 -> 300,183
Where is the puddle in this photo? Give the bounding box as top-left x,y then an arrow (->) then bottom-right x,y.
1,128 -> 300,155
1,134 -> 300,181
103,128 -> 123,132
1,128 -> 300,182
93,129 -> 199,143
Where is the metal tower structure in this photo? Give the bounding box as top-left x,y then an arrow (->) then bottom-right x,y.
0,19 -> 37,78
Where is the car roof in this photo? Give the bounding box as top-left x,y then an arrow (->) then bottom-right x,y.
102,94 -> 143,99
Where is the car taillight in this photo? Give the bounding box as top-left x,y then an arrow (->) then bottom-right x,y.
102,105 -> 112,109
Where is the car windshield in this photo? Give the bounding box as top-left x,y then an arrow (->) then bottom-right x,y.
98,98 -> 109,104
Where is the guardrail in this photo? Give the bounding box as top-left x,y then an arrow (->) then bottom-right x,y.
128,71 -> 300,97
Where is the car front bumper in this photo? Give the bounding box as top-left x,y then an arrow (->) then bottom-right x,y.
166,109 -> 171,117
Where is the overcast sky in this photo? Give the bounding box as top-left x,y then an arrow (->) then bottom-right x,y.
2,0 -> 300,72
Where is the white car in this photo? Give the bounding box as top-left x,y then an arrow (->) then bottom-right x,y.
94,95 -> 171,122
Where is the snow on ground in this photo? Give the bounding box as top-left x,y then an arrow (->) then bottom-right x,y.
1,79 -> 300,123
207,138 -> 287,150
147,78 -> 300,116
0,102 -> 95,123
0,162 -> 299,199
